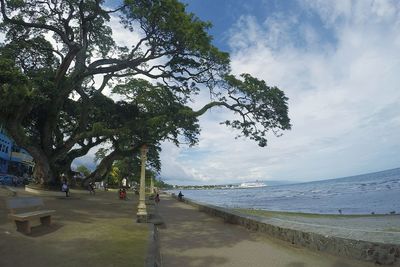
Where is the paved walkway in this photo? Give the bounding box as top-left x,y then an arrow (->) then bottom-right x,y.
157,195 -> 377,267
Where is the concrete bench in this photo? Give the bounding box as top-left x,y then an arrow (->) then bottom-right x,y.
6,197 -> 56,234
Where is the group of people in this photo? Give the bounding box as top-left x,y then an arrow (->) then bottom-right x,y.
60,175 -> 167,205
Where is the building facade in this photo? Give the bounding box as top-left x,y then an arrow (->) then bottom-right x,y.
0,126 -> 34,176
0,128 -> 12,174
9,146 -> 34,176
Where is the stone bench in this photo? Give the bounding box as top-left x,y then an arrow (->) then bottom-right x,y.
6,197 -> 56,234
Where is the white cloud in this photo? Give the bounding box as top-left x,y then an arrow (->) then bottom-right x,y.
107,14 -> 142,49
160,0 -> 400,185
159,142 -> 197,182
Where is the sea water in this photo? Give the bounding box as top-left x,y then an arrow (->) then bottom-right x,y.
170,168 -> 400,215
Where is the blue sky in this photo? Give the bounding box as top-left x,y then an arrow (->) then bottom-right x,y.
180,0 -> 337,52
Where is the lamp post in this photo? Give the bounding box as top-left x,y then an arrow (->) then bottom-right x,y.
150,176 -> 154,195
137,144 -> 148,223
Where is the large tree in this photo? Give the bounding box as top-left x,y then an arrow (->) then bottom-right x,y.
0,0 -> 291,186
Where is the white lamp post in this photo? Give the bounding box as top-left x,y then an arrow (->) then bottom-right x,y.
137,144 -> 148,223
150,176 -> 154,195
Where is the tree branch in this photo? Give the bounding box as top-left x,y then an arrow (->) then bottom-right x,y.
0,0 -> 71,45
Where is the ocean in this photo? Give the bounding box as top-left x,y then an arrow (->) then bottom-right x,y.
170,168 -> 400,215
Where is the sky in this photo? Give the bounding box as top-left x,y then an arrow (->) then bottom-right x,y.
2,1 -> 400,185
158,0 -> 400,185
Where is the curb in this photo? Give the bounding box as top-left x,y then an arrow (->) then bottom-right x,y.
145,223 -> 162,267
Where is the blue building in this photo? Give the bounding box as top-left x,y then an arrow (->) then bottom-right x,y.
0,127 -> 12,174
0,126 -> 34,176
9,145 -> 34,176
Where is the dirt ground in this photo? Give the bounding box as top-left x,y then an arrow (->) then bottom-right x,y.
0,186 -> 149,267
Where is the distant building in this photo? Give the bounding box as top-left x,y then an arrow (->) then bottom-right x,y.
0,127 -> 12,174
0,125 -> 34,176
71,170 -> 85,180
9,145 -> 34,176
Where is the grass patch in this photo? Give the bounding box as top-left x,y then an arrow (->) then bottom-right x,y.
0,190 -> 149,267
60,218 -> 148,266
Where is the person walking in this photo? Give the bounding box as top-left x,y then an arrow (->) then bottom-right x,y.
121,177 -> 127,189
178,191 -> 184,201
61,180 -> 70,197
88,181 -> 96,195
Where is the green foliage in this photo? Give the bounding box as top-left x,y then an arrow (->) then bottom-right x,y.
76,165 -> 91,177
105,157 -> 157,187
112,79 -> 200,146
221,74 -> 291,147
107,165 -> 122,186
0,0 -> 291,185
94,148 -> 110,163
120,0 -> 230,95
113,158 -> 138,183
154,179 -> 173,189
0,58 -> 31,114
113,146 -> 160,183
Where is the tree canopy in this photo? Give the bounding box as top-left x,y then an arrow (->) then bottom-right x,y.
76,165 -> 91,177
0,0 -> 291,185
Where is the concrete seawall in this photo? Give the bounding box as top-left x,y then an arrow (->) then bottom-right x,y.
170,194 -> 400,266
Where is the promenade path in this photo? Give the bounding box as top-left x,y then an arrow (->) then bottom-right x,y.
157,195 -> 377,267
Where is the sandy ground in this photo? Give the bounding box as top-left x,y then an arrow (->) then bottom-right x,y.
0,186 -> 149,267
157,195 -> 379,267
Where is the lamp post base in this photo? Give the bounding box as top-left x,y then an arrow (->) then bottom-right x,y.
137,202 -> 148,223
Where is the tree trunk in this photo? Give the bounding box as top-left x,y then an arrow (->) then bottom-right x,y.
6,120 -> 57,185
32,152 -> 56,185
83,150 -> 125,186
